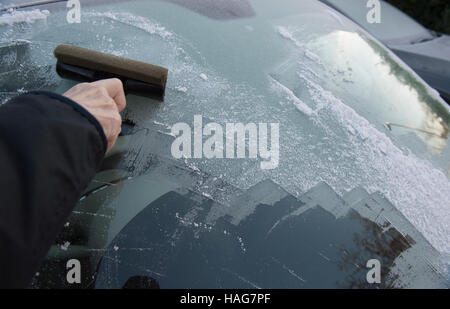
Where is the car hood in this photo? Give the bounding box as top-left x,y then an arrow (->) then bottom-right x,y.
390,34 -> 450,63
389,35 -> 450,96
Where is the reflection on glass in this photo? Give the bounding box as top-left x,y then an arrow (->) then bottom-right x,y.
308,30 -> 449,154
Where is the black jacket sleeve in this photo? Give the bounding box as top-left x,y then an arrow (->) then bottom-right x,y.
0,91 -> 107,288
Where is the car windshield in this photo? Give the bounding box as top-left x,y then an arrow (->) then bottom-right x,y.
1,0 -> 449,288
322,0 -> 435,44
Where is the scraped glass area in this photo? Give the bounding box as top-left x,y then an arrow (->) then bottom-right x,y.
32,146 -> 448,288
0,0 -> 449,288
0,39 -> 58,102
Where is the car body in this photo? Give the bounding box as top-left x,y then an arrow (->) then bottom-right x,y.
319,0 -> 450,103
0,0 -> 449,288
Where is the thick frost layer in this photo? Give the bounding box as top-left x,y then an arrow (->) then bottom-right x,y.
271,78 -> 313,116
271,26 -> 450,254
277,73 -> 450,253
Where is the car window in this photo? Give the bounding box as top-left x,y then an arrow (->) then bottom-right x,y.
322,0 -> 435,44
1,0 -> 449,288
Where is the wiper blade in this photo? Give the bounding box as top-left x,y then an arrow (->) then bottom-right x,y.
385,122 -> 445,138
410,30 -> 439,44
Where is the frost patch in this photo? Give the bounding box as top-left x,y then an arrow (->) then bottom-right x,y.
61,241 -> 70,251
300,72 -> 450,253
304,50 -> 321,64
175,86 -> 188,93
86,11 -> 172,39
0,9 -> 50,25
270,77 -> 313,116
276,25 -> 322,65
276,26 -> 301,48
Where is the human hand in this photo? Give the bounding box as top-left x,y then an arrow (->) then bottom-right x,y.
63,78 -> 126,152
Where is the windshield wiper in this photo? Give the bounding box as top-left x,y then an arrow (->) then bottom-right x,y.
385,122 -> 445,138
409,30 -> 440,44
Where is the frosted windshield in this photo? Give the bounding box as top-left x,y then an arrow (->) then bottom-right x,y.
1,0 -> 449,287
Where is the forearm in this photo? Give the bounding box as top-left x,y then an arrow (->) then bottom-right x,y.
0,92 -> 106,288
